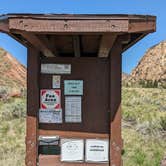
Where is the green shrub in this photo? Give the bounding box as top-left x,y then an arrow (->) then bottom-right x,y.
123,110 -> 137,123
138,80 -> 159,88
160,116 -> 166,131
0,99 -> 26,120
0,122 -> 10,135
152,150 -> 163,166
0,87 -> 8,101
132,148 -> 146,165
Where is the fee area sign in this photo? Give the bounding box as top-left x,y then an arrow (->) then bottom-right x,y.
41,89 -> 61,109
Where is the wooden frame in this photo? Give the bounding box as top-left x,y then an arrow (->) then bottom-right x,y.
0,14 -> 156,166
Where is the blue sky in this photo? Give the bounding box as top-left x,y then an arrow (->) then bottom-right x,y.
0,0 -> 165,73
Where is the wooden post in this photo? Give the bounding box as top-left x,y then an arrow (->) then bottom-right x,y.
26,47 -> 40,166
109,39 -> 123,166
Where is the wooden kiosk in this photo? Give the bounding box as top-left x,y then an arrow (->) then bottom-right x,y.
0,14 -> 156,166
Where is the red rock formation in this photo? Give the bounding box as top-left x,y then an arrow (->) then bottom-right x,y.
0,48 -> 26,97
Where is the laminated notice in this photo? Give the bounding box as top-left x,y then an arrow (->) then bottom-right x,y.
65,96 -> 82,123
85,139 -> 109,163
52,75 -> 61,89
64,80 -> 83,95
61,139 -> 84,162
41,89 -> 61,109
41,64 -> 71,74
39,109 -> 62,123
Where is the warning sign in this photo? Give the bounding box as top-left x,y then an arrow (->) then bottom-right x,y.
41,89 -> 61,109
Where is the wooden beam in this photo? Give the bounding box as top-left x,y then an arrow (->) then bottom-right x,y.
0,21 -> 9,33
0,22 -> 28,47
38,35 -> 59,56
39,130 -> 109,139
109,38 -> 123,166
8,17 -> 156,34
9,18 -> 128,33
98,34 -> 117,57
73,35 -> 81,57
26,47 -> 40,166
20,32 -> 55,57
39,155 -> 108,166
129,20 -> 156,33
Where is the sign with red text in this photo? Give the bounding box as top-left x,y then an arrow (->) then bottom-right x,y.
41,89 -> 61,109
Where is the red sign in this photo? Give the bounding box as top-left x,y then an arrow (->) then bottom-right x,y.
41,89 -> 61,109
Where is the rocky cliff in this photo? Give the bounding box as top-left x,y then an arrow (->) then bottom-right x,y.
0,48 -> 26,98
124,41 -> 166,88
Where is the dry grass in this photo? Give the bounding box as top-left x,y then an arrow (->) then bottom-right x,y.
0,98 -> 25,166
122,87 -> 166,166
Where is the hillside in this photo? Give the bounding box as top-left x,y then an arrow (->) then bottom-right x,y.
0,48 -> 26,97
123,41 -> 166,88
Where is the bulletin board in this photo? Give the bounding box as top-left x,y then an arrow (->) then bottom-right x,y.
39,57 -> 109,134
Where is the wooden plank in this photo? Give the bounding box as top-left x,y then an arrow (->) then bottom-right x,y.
98,34 -> 117,57
9,18 -> 128,33
109,39 -> 123,166
73,35 -> 81,57
129,20 -> 156,33
39,130 -> 109,139
0,21 -> 9,33
26,47 -> 40,166
20,32 -> 55,57
4,14 -> 157,21
39,155 -> 108,166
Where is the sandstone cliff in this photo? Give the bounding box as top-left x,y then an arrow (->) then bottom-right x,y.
0,48 -> 26,98
123,41 -> 166,88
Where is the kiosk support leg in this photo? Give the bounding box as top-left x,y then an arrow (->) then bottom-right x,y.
110,40 -> 123,166
26,47 -> 40,166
